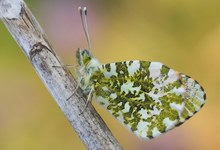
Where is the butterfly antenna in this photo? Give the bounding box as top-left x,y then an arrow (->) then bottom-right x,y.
78,6 -> 91,51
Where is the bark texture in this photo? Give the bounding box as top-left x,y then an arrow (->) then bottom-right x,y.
0,0 -> 122,149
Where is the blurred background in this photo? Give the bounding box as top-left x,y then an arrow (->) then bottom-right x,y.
0,0 -> 219,149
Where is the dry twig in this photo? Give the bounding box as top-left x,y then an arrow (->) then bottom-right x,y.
0,0 -> 122,149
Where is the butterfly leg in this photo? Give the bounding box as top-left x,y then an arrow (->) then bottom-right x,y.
52,64 -> 83,80
52,64 -> 82,100
66,83 -> 81,100
52,64 -> 79,70
79,90 -> 94,115
65,64 -> 76,68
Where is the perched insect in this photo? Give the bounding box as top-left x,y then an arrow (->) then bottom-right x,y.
74,7 -> 206,139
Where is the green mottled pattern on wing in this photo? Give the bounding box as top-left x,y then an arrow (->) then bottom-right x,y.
90,60 -> 206,139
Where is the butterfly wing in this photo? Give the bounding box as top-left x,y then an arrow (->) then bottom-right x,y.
91,60 -> 206,139
178,74 -> 206,123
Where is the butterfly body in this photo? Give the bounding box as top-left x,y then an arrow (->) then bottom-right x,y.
76,48 -> 206,139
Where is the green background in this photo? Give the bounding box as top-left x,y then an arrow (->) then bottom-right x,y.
0,0 -> 218,149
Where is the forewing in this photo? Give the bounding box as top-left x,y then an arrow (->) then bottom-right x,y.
91,60 -> 206,139
178,74 -> 206,123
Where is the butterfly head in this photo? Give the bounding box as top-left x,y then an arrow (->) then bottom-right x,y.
76,48 -> 93,67
76,48 -> 100,94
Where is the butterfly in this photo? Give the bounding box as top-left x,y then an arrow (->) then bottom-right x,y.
74,7 -> 206,139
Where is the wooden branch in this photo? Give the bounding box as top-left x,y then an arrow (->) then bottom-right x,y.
0,0 -> 122,149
